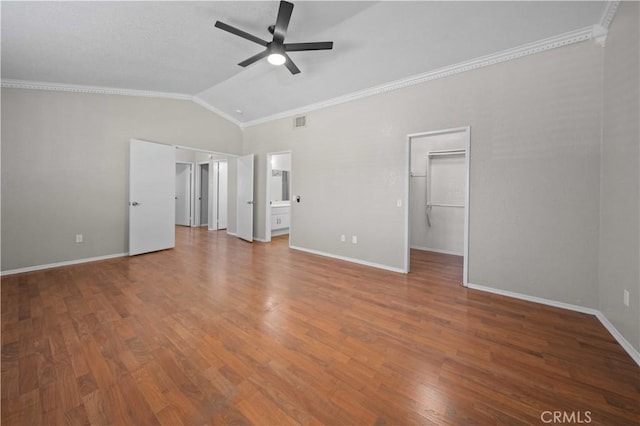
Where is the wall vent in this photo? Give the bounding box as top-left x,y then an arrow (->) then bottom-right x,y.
294,115 -> 306,128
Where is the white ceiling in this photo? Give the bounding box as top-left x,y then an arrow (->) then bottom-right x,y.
1,1 -> 608,124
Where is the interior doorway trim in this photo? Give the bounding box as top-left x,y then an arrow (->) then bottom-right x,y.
264,150 -> 292,243
172,145 -> 238,236
405,126 -> 471,285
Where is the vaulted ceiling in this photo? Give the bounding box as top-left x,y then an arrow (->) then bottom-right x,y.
1,1 -> 610,125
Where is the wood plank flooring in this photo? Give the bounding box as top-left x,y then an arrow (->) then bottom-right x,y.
2,226 -> 639,425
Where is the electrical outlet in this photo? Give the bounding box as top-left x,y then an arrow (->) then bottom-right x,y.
352,235 -> 358,244
340,234 -> 346,242
75,234 -> 83,243
624,289 -> 630,307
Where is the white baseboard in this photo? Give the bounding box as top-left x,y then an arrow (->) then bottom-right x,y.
411,245 -> 463,256
466,283 -> 598,315
289,245 -> 405,274
594,311 -> 640,365
253,237 -> 268,243
226,231 -> 237,237
1,252 -> 128,276
467,282 -> 640,366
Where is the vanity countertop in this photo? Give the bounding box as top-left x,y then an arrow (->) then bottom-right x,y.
271,201 -> 290,207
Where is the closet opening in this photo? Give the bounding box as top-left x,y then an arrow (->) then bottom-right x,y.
405,127 -> 470,285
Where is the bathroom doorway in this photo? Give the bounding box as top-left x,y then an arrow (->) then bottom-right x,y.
265,151 -> 292,242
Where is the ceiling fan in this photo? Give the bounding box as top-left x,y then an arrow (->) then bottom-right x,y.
214,0 -> 333,75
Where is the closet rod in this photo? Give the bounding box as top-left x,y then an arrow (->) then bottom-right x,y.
428,149 -> 466,157
427,203 -> 464,208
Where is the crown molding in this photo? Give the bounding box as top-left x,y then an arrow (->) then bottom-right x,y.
1,79 -> 193,101
241,25 -> 597,128
599,0 -> 620,29
1,79 -> 244,127
191,96 -> 243,128
592,24 -> 609,47
2,21 -> 608,130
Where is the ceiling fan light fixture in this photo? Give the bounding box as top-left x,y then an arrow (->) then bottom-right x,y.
214,1 -> 333,74
267,52 -> 286,66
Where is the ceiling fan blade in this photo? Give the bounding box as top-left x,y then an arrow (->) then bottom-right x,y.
214,21 -> 268,46
285,41 -> 333,52
273,1 -> 294,44
238,50 -> 270,67
283,53 -> 300,75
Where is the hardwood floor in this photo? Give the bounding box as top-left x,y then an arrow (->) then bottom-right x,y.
2,227 -> 639,425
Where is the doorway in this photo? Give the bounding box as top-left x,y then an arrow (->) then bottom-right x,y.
406,127 -> 470,285
196,162 -> 209,227
175,162 -> 192,227
265,151 -> 292,242
174,147 -> 231,235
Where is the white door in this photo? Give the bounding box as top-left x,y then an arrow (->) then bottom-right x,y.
211,161 -> 229,230
236,154 -> 254,242
218,161 -> 228,229
129,139 -> 175,256
175,163 -> 191,226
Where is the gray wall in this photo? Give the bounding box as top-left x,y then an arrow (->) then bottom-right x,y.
2,6 -> 637,354
175,147 -> 196,162
244,39 -> 603,307
599,2 -> 640,351
1,89 -> 242,271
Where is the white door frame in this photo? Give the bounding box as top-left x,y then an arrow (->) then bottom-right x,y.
175,161 -> 193,226
265,151 -> 292,243
405,126 -> 471,285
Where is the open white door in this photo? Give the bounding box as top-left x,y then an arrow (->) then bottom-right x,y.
175,163 -> 191,226
210,161 -> 229,230
236,154 -> 254,242
129,139 -> 175,255
218,161 -> 228,229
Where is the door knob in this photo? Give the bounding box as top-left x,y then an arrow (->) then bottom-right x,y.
131,201 -> 140,206
247,201 -> 255,204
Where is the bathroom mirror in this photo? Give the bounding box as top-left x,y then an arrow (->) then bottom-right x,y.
271,170 -> 290,202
